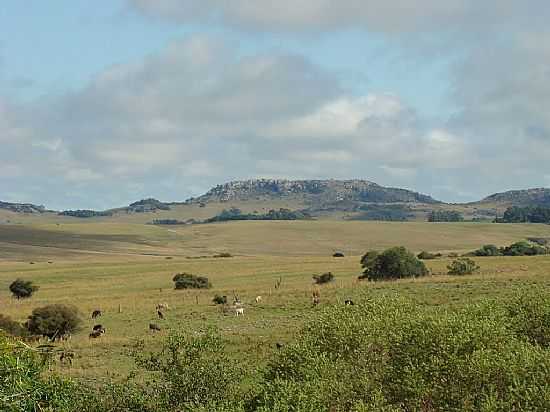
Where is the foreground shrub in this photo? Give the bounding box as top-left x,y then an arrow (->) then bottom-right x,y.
133,329 -> 243,410
0,315 -> 27,337
9,279 -> 39,299
504,288 -> 550,347
26,304 -> 82,339
447,257 -> 480,276
359,247 -> 429,281
173,273 -> 212,289
254,294 -> 550,411
313,272 -> 335,285
0,335 -> 79,411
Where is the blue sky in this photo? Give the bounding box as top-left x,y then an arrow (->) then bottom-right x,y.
1,1 -> 549,209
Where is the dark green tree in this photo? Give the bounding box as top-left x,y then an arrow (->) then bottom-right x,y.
359,247 -> 429,281
9,279 -> 39,299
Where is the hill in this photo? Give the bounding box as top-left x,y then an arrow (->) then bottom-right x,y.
0,201 -> 46,214
191,179 -> 440,205
480,188 -> 550,207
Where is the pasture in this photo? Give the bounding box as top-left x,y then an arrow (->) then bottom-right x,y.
1,219 -> 549,382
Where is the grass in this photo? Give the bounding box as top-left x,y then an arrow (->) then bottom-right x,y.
0,219 -> 549,382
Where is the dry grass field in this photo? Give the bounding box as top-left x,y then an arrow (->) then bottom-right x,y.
1,219 -> 549,382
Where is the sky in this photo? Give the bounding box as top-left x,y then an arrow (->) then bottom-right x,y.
1,1 -> 549,210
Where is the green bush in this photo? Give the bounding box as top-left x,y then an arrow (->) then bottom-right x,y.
359,247 -> 429,281
0,315 -> 27,337
0,335 -> 80,411
133,329 -> 243,410
254,294 -> 550,411
504,288 -> 550,347
313,272 -> 335,285
501,241 -> 548,256
9,279 -> 39,299
26,304 -> 82,339
473,244 -> 501,256
173,273 -> 212,289
447,258 -> 480,276
417,251 -> 441,260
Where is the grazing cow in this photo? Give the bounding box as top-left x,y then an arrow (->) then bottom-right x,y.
255,296 -> 262,303
235,307 -> 244,316
91,310 -> 102,319
344,299 -> 355,306
92,324 -> 105,332
59,351 -> 75,365
149,323 -> 161,332
89,330 -> 103,339
276,342 -> 284,349
157,310 -> 164,320
156,303 -> 170,311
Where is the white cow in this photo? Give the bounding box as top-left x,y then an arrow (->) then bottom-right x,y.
235,307 -> 244,316
255,296 -> 262,303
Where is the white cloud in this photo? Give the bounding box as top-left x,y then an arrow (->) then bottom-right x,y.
129,0 -> 547,33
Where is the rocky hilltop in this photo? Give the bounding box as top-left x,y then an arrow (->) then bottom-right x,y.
191,179 -> 440,204
0,201 -> 46,214
480,188 -> 550,207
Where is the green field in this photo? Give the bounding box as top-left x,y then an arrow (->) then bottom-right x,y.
1,219 -> 550,381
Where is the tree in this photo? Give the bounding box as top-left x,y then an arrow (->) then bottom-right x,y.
359,247 -> 429,281
428,210 -> 464,222
447,258 -> 480,276
9,279 -> 39,299
173,273 -> 212,289
26,304 -> 82,339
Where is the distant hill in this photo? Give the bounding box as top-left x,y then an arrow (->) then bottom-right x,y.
480,188 -> 550,207
0,201 -> 46,214
4,181 -> 550,223
190,179 -> 440,205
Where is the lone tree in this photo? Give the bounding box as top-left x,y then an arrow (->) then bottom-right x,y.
173,273 -> 212,289
9,279 -> 39,299
359,246 -> 429,281
26,304 -> 81,339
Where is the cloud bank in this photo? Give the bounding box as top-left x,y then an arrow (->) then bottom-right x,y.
1,2 -> 550,209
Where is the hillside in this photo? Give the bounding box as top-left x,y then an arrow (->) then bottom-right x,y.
0,201 -> 46,214
479,188 -> 550,207
3,181 -> 550,224
191,179 -> 440,205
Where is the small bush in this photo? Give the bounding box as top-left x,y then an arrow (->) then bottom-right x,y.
213,294 -> 228,305
313,272 -> 335,284
9,279 -> 39,299
417,251 -> 441,260
214,252 -> 233,258
173,273 -> 212,289
447,258 -> 480,276
0,314 -> 27,337
473,244 -> 501,256
501,241 -> 548,256
26,304 -> 82,339
359,247 -> 429,281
